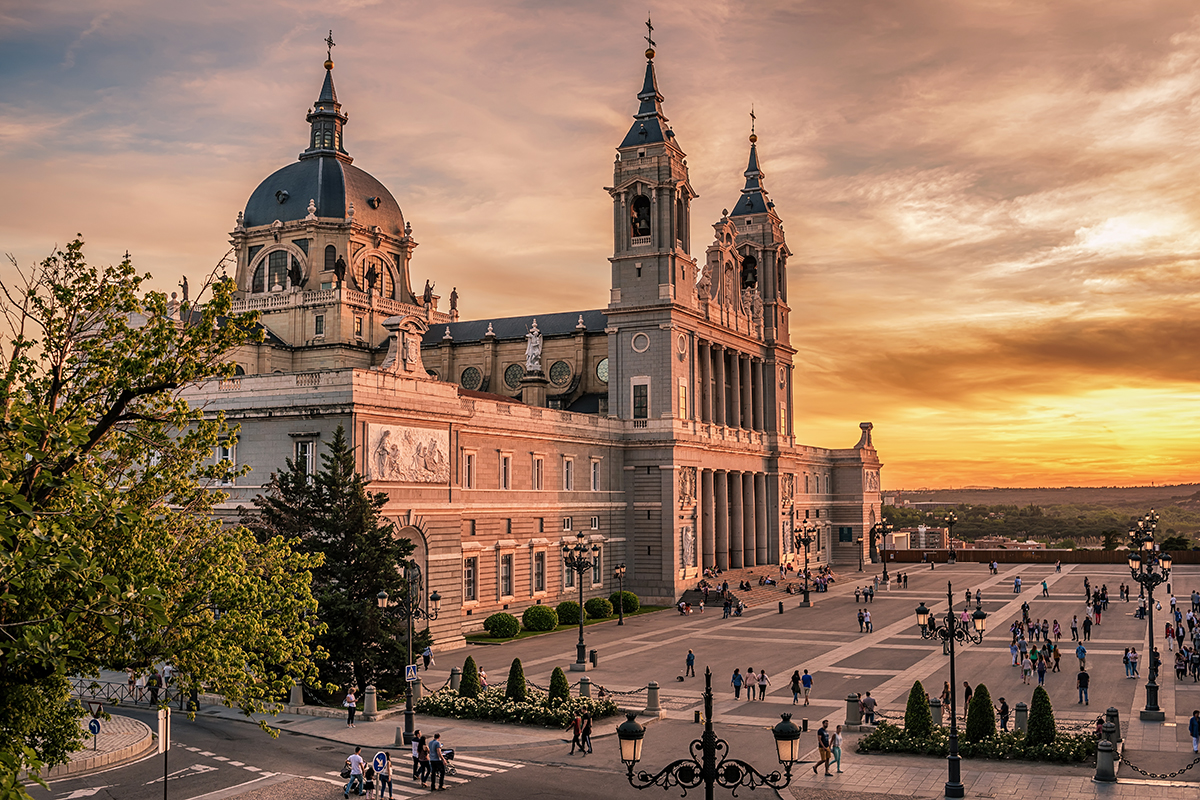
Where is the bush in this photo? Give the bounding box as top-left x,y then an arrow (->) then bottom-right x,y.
549,667 -> 570,703
460,656 -> 481,699
506,658 -> 527,703
415,685 -> 618,728
964,684 -> 995,743
609,591 -> 640,614
904,680 -> 933,739
857,720 -> 1093,763
556,600 -> 582,627
1027,685 -> 1055,745
484,612 -> 520,638
522,604 -> 558,632
585,597 -> 613,619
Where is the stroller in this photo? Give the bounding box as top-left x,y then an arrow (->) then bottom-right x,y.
442,748 -> 457,776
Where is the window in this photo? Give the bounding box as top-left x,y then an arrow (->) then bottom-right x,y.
563,458 -> 574,491
500,554 -> 513,597
500,454 -> 512,490
354,316 -> 364,337
268,250 -> 288,290
678,379 -> 687,418
591,460 -> 600,492
565,563 -> 575,588
550,360 -> 571,386
533,457 -> 544,490
631,195 -> 651,237
839,527 -> 854,543
562,517 -> 573,531
314,314 -> 325,336
504,364 -> 524,389
464,557 -> 477,602
592,550 -> 602,585
534,552 -> 545,592
215,441 -> 235,486
633,382 -> 649,419
596,357 -> 609,384
324,245 -> 336,273
590,516 -> 599,530
460,366 -> 482,391
295,440 -> 316,476
537,518 -> 545,533
463,452 -> 476,489
251,263 -> 266,293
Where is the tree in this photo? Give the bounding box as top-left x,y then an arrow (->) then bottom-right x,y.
244,426 -> 420,697
1027,685 -> 1056,745
460,656 -> 481,699
549,666 -> 570,703
964,683 -> 995,743
505,658 -> 527,702
1160,535 -> 1192,552
903,680 -> 933,738
0,239 -> 322,792
1101,530 -> 1120,551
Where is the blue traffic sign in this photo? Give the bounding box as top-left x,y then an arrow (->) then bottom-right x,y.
373,752 -> 388,773
405,665 -> 418,683
88,718 -> 101,735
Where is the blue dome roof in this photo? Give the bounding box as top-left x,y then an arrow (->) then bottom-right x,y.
243,156 -> 405,235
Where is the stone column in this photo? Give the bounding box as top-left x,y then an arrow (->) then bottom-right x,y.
742,471 -> 756,567
713,345 -> 726,427
751,360 -> 764,431
729,352 -> 742,429
698,340 -> 712,423
755,472 -> 768,565
729,471 -> 744,568
701,469 -> 716,570
714,469 -> 729,570
741,355 -> 753,431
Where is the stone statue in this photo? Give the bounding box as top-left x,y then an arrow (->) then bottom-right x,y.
334,255 -> 347,283
365,262 -> 378,295
422,279 -> 434,306
696,263 -> 711,300
179,276 -> 189,304
449,287 -> 458,312
288,257 -> 303,288
524,319 -> 543,373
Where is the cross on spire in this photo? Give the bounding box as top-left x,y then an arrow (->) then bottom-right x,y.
325,30 -> 336,61
644,16 -> 655,49
750,105 -> 756,134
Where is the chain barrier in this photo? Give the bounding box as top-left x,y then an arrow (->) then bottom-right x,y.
1116,752 -> 1200,780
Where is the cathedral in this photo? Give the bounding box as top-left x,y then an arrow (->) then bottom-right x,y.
185,36 -> 884,650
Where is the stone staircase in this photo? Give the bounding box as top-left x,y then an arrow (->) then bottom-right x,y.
677,565 -> 808,610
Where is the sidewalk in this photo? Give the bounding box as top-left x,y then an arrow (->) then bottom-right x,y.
44,714 -> 155,779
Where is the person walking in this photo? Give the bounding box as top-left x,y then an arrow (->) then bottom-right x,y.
864,610 -> 873,633
410,730 -> 422,780
581,713 -> 594,754
428,733 -> 446,791
855,587 -> 861,603
1021,655 -> 1032,684
1189,710 -> 1200,754
422,645 -> 434,671
1070,615 -> 1079,641
345,687 -> 358,728
941,681 -> 952,709
813,720 -> 833,776
861,691 -> 877,724
790,670 -> 802,705
757,669 -> 771,700
686,649 -> 696,677
1010,639 -> 1020,666
1123,647 -> 1131,677
857,609 -> 865,633
569,712 -> 583,755
731,669 -> 744,699
1129,647 -> 1140,677
1041,619 -> 1050,642
1076,642 -> 1087,670
832,724 -> 845,773
1042,580 -> 1049,597
801,670 -> 813,705
962,682 -> 973,718
1082,616 -> 1092,642
1052,644 -> 1061,672
1077,667 -> 1090,705
416,736 -> 430,788
997,697 -> 1010,731
1053,619 -> 1061,642
376,751 -> 394,800
344,746 -> 365,798
1036,656 -> 1047,686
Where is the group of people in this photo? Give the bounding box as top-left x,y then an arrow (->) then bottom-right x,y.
730,667 -> 773,700
343,739 -> 447,799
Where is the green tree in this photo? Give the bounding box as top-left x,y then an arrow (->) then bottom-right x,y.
1101,530 -> 1120,551
244,426 -> 420,696
549,666 -> 570,703
505,658 -> 527,702
460,656 -> 481,699
0,240 -> 322,792
1027,685 -> 1056,745
903,680 -> 933,738
964,683 -> 995,743
1160,535 -> 1192,552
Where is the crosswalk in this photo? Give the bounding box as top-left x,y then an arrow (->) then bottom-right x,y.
314,752 -> 523,797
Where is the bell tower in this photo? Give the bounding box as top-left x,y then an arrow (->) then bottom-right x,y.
606,20 -> 698,310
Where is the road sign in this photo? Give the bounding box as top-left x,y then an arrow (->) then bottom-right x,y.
373,752 -> 388,773
88,718 -> 101,736
157,707 -> 171,754
86,701 -> 104,719
405,665 -> 418,683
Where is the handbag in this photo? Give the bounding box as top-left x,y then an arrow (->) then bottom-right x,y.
340,765 -> 351,779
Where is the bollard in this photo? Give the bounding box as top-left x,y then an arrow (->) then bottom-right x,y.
1015,702 -> 1028,732
289,682 -> 305,708
590,649 -> 599,667
645,681 -> 662,717
395,727 -> 406,747
579,676 -> 591,698
363,685 -> 378,719
779,601 -> 784,614
413,679 -> 424,702
802,718 -> 808,732
694,710 -> 702,724
929,697 -> 943,727
1105,706 -> 1121,742
1103,721 -> 1118,746
450,667 -> 461,692
1093,740 -> 1117,783
846,694 -> 863,727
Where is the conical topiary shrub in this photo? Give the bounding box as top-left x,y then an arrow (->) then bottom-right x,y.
904,680 -> 933,738
460,655 -> 481,699
549,666 -> 570,703
506,658 -> 527,702
1026,685 -> 1056,745
964,683 -> 996,743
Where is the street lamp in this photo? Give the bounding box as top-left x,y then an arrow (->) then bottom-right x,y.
375,559 -> 441,745
869,520 -> 893,579
792,522 -> 821,605
914,581 -> 987,799
941,512 -> 958,563
1128,509 -> 1171,721
614,562 -> 627,626
616,668 -> 799,800
563,532 -> 599,670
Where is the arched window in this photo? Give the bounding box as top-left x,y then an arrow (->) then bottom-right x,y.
325,245 -> 336,272
268,250 -> 288,290
251,264 -> 265,293
740,252 -> 758,290
675,196 -> 686,244
630,195 -> 651,238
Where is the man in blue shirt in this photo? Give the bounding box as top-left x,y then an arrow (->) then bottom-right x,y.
801,670 -> 813,706
1076,643 -> 1087,670
428,733 -> 446,791
686,649 -> 696,677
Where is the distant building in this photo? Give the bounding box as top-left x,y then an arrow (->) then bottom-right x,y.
960,536 -> 1045,550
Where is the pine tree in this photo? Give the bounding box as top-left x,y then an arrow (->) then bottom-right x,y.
549,666 -> 570,703
506,658 -> 527,702
460,656 -> 481,699
904,680 -> 933,738
1026,685 -> 1056,745
964,683 -> 996,743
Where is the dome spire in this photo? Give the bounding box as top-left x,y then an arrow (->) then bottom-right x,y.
618,17 -> 678,151
301,30 -> 351,163
731,110 -> 771,217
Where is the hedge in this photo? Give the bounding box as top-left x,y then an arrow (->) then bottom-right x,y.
904,680 -> 933,739
549,667 -> 571,703
506,658 -> 527,702
585,597 -> 613,619
609,591 -> 640,614
484,612 -> 520,638
1027,685 -> 1055,745
460,655 -> 481,699
416,685 -> 617,728
522,604 -> 558,632
964,684 -> 996,744
857,721 -> 1094,762
556,600 -> 582,627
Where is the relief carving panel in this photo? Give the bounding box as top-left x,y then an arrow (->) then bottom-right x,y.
370,424 -> 450,483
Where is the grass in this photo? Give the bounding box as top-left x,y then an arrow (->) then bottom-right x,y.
465,606 -> 670,644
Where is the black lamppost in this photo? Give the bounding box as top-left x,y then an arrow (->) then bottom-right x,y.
792,522 -> 821,605
616,668 -> 801,800
614,562 -> 627,626
563,532 -> 599,669
870,520 -> 893,579
1128,509 -> 1171,721
376,560 -> 441,745
914,582 -> 987,799
943,512 -> 958,563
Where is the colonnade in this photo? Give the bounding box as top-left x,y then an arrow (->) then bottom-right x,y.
699,468 -> 771,570
697,341 -> 767,431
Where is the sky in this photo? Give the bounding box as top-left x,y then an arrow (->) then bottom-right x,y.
3,0 -> 1200,490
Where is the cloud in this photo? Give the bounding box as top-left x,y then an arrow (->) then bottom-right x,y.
61,11 -> 110,70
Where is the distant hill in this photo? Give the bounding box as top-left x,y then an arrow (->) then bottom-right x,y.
892,484 -> 1200,511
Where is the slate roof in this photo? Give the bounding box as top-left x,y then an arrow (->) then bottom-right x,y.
243,158 -> 405,234
422,309 -> 606,347
730,141 -> 772,217
619,58 -> 680,150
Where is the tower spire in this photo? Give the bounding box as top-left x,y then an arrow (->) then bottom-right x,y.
619,18 -> 678,151
301,31 -> 351,163
731,115 -> 770,217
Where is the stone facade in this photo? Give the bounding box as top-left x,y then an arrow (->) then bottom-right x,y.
183,45 -> 883,651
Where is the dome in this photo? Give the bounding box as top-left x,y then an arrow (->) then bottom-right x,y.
243,158 -> 405,236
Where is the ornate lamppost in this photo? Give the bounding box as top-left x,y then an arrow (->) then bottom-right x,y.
943,512 -> 958,563
376,560 -> 441,745
614,562 -> 627,626
616,668 -> 801,800
914,582 -> 987,799
1128,509 -> 1171,721
563,532 -> 599,670
792,522 -> 822,605
869,520 -> 893,580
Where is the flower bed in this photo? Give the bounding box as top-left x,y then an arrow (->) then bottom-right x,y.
415,685 -> 619,728
856,721 -> 1096,763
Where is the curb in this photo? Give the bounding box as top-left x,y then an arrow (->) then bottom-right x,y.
43,716 -> 156,779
